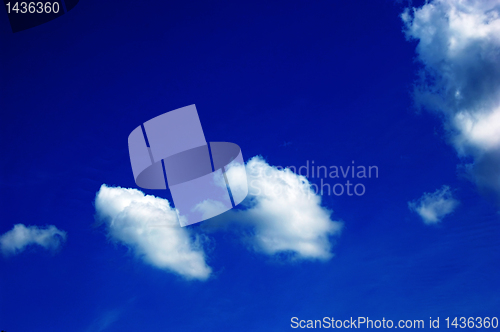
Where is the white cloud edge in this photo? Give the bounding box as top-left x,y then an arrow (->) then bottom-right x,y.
402,0 -> 500,201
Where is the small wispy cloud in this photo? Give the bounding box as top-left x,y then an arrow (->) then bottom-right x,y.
0,224 -> 67,256
408,186 -> 459,224
94,184 -> 212,280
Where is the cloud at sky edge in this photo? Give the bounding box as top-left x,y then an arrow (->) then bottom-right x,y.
402,0 -> 500,203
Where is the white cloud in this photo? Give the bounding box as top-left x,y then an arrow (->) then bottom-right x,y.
408,185 -> 459,224
402,0 -> 500,202
96,156 -> 342,275
94,184 -> 211,280
207,156 -> 343,260
0,224 -> 67,256
95,157 -> 342,279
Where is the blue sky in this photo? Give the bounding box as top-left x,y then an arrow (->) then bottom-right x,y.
1,0 -> 500,331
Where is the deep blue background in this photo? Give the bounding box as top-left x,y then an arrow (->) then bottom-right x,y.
1,0 -> 499,331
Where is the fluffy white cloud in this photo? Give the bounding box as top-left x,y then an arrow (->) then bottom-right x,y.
94,184 -> 211,280
95,156 -> 342,277
408,186 -> 459,224
402,0 -> 500,201
0,224 -> 67,256
95,157 -> 342,279
207,156 -> 343,260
